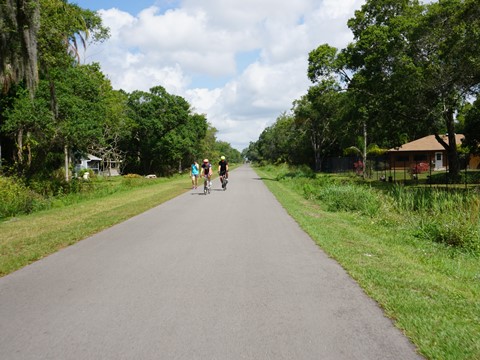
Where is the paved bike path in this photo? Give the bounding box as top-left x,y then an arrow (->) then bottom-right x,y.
0,165 -> 422,359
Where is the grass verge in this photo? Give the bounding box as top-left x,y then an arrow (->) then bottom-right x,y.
256,165 -> 480,360
0,175 -> 191,276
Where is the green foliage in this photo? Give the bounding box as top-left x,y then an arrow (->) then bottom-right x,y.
124,86 -> 208,175
389,186 -> 480,252
345,0 -> 480,178
264,164 -> 480,254
275,164 -> 316,180
307,44 -> 342,83
0,0 -> 239,184
0,172 -> 188,220
305,182 -> 382,217
0,176 -> 47,218
0,0 -> 40,93
416,217 -> 480,253
123,173 -> 142,178
248,112 -> 312,167
464,96 -> 480,154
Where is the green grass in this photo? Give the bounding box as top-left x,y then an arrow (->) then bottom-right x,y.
256,165 -> 480,360
0,174 -> 192,276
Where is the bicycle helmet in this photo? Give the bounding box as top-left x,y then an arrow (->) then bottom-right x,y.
203,159 -> 208,163
220,156 -> 225,160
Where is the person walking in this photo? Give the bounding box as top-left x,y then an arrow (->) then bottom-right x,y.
190,161 -> 199,189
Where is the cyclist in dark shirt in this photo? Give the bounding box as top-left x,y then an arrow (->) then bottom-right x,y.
201,159 -> 212,188
218,156 -> 228,187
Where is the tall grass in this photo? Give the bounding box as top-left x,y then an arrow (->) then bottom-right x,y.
389,186 -> 480,253
304,182 -> 383,217
270,165 -> 480,254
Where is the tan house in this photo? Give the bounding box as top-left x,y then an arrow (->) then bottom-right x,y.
387,134 -> 478,171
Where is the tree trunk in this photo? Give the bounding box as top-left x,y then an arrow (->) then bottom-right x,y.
17,128 -> 24,164
27,143 -> 32,167
64,144 -> 69,182
363,121 -> 367,179
311,132 -> 322,171
445,110 -> 460,181
435,107 -> 460,182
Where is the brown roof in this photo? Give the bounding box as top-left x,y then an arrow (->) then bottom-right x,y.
389,134 -> 465,152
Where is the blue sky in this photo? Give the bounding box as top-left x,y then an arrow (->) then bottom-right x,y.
74,0 -> 179,15
73,0 -> 365,151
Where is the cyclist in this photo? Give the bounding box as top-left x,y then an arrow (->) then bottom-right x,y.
201,159 -> 212,188
218,156 -> 229,188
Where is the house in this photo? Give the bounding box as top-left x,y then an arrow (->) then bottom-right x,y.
75,154 -> 123,176
75,154 -> 101,175
387,134 -> 478,171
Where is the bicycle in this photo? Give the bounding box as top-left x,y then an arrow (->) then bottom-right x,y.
203,175 -> 211,195
220,171 -> 228,191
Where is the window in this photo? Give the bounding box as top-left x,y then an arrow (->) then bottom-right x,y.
396,155 -> 409,162
414,154 -> 428,161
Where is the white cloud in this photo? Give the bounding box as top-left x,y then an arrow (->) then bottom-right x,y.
84,0 -> 366,150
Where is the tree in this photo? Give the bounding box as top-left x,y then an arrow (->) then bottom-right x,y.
37,0 -> 108,180
0,0 -> 40,94
412,0 -> 480,179
88,89 -> 132,176
125,86 -> 208,175
1,85 -> 53,174
293,80 -> 346,171
464,97 -> 480,155
2,63 -> 114,177
344,0 -> 480,180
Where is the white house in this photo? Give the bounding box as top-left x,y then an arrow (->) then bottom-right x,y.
75,154 -> 101,175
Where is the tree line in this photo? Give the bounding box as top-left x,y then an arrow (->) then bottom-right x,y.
243,0 -> 480,180
0,0 -> 241,183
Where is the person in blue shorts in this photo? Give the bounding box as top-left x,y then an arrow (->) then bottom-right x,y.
190,160 -> 199,189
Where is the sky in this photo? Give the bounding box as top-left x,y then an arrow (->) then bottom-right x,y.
73,0 -> 366,151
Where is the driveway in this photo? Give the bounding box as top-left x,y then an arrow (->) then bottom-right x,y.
0,165 -> 422,359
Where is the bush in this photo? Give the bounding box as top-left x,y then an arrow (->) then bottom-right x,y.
302,181 -> 382,217
415,216 -> 480,253
391,186 -> 480,253
275,164 -> 315,180
0,177 -> 47,218
410,162 -> 430,174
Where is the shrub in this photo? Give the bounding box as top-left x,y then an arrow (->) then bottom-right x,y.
0,177 -> 47,218
123,173 -> 142,178
122,174 -> 142,186
275,164 -> 315,180
411,162 -> 430,174
415,216 -> 480,253
306,182 -> 382,217
391,186 -> 480,253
